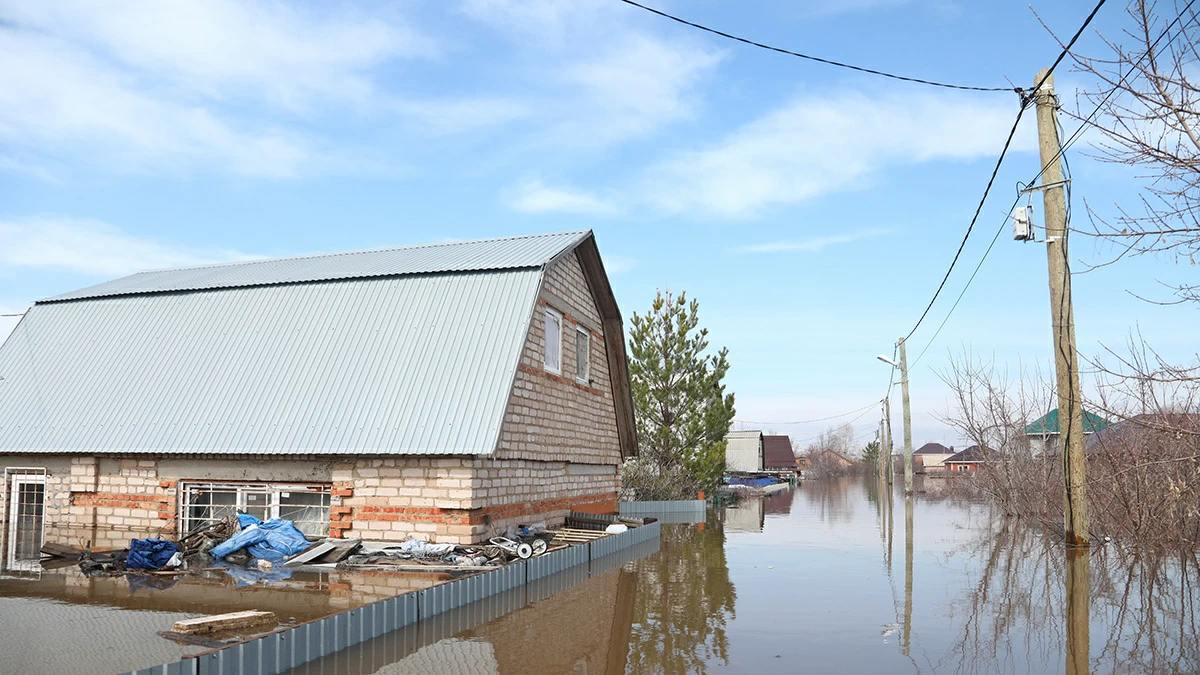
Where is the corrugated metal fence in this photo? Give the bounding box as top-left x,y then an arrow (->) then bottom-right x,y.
123,520 -> 660,675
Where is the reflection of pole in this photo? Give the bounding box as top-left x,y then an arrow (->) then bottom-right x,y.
884,395 -> 894,485
903,493 -> 913,656
886,480 -> 894,570
898,337 -> 913,494
1065,547 -> 1090,675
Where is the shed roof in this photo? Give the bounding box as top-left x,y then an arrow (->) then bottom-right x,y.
762,435 -> 796,468
0,231 -> 633,457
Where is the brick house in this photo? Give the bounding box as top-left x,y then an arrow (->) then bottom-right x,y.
0,231 -> 636,566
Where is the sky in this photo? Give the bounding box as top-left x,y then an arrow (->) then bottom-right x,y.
1,0 -> 1196,450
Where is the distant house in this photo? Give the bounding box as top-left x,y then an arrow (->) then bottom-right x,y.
1026,408 -> 1111,454
0,231 -> 636,566
1085,412 -> 1200,456
725,430 -> 764,473
913,442 -> 955,473
944,445 -> 989,473
763,435 -> 798,472
809,449 -> 856,470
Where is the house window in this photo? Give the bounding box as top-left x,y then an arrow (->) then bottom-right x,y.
181,482 -> 331,537
574,327 -> 590,383
543,308 -> 562,374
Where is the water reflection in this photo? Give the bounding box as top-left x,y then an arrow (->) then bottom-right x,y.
625,514 -> 736,673
9,480 -> 1199,674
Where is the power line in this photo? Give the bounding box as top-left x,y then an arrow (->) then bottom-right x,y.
900,0 -> 1108,343
908,0 -> 1197,368
614,0 -> 1014,92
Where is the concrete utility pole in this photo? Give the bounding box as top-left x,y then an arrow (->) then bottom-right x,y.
1033,68 -> 1088,547
898,337 -> 913,494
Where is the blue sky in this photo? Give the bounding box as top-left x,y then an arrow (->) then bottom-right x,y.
1,1 -> 1195,448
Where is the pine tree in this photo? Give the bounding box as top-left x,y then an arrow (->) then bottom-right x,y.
623,290 -> 735,500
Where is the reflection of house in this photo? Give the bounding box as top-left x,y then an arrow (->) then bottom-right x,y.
914,442 -> 955,473
0,232 -> 636,559
944,445 -> 989,473
1025,408 -> 1111,454
725,430 -> 764,472
763,435 -> 798,472
724,497 -> 765,532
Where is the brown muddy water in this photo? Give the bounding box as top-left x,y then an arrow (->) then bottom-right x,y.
3,477 -> 1199,674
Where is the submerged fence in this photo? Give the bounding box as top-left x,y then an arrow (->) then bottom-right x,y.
123,520 -> 661,675
619,499 -> 706,524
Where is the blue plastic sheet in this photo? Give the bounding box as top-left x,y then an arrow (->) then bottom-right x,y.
211,514 -> 311,562
126,538 -> 181,569
724,476 -> 784,488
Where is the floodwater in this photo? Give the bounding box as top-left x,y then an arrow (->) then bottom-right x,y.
296,477 -> 1200,674
4,477 -> 1199,673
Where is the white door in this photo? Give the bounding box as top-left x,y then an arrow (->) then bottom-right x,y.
7,474 -> 46,569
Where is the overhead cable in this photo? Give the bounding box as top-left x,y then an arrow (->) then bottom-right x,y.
614,0 -> 1014,92
900,0 -> 1109,342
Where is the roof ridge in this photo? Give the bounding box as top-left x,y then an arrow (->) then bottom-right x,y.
121,230 -> 591,278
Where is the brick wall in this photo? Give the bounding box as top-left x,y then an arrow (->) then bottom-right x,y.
497,251 -> 622,465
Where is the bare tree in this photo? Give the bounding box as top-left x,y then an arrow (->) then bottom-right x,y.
1057,0 -> 1200,301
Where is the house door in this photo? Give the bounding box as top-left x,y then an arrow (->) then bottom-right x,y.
7,474 -> 46,568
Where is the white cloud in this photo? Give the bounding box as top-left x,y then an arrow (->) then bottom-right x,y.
554,34 -> 723,145
3,1 -> 430,109
735,229 -> 889,253
0,28 -> 322,177
0,218 -> 256,277
642,91 -> 1035,218
508,179 -> 617,215
391,97 -> 531,135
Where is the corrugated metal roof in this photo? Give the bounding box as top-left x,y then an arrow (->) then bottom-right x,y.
0,269 -> 543,455
44,231 -> 588,302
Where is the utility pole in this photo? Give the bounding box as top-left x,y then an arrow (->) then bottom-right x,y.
898,337 -> 913,494
1033,68 -> 1088,547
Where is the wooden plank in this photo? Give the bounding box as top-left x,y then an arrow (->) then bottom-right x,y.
284,541 -> 337,567
173,611 -> 277,635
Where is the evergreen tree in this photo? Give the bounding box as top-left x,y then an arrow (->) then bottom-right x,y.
623,290 -> 735,499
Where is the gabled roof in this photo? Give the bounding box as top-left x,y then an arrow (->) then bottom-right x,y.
762,435 -> 796,468
0,231 -> 636,457
945,445 -> 989,463
1025,408 -> 1111,435
914,442 -> 952,455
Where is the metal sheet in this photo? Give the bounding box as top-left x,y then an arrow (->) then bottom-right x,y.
0,270 -> 541,455
44,232 -> 587,302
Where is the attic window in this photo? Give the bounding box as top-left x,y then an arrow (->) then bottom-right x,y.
543,308 -> 562,374
575,327 -> 590,383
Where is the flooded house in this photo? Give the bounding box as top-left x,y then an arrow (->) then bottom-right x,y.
0,231 -> 637,567
943,445 -> 989,473
762,435 -> 797,472
1025,408 -> 1110,454
913,442 -> 955,474
724,430 -> 764,473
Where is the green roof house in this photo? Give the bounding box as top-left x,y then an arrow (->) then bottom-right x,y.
1025,408 -> 1111,454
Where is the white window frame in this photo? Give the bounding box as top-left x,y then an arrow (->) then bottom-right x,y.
5,468 -> 47,572
543,307 -> 563,375
179,481 -> 331,537
574,327 -> 591,384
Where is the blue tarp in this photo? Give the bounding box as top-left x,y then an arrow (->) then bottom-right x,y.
725,476 -> 785,488
211,514 -> 311,562
126,538 -> 181,570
